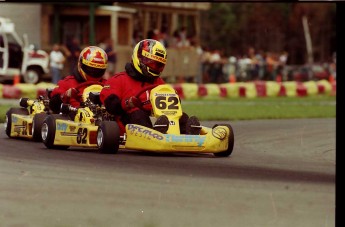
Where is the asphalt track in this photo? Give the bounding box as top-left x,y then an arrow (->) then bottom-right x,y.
0,119 -> 335,227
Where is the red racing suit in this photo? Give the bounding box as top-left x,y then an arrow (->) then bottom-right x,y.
100,63 -> 165,132
100,72 -> 164,114
49,70 -> 107,114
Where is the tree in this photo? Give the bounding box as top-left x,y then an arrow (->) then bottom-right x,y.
200,3 -> 336,64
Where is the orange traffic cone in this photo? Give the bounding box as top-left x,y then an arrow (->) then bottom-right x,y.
229,74 -> 236,83
13,74 -> 20,85
329,74 -> 335,83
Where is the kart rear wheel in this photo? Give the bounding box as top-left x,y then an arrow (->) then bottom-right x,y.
5,108 -> 29,138
32,112 -> 48,142
41,114 -> 70,150
213,124 -> 234,157
97,121 -> 120,154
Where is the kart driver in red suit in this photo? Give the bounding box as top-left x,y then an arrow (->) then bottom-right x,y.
49,46 -> 108,114
100,39 -> 200,135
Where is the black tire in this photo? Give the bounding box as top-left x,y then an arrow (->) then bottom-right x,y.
213,124 -> 235,157
97,121 -> 120,154
41,114 -> 70,150
5,108 -> 29,138
32,112 -> 48,142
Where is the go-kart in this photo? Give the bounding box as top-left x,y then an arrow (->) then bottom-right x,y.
5,89 -> 52,141
97,84 -> 235,157
41,81 -> 116,150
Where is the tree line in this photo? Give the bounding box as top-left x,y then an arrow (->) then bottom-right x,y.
200,3 -> 336,65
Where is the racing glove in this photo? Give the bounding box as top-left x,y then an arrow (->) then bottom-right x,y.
125,96 -> 142,110
61,88 -> 78,103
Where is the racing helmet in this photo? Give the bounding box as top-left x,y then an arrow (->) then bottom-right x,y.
132,39 -> 167,78
78,46 -> 108,81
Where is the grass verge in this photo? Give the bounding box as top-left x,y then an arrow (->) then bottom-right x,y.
0,95 -> 336,123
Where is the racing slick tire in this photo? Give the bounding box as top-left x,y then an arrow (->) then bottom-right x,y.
32,112 -> 48,142
212,124 -> 234,157
97,121 -> 120,154
5,108 -> 29,138
41,114 -> 70,150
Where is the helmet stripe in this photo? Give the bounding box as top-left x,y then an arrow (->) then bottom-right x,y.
142,50 -> 167,64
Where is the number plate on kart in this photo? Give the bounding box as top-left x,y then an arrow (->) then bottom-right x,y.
150,84 -> 182,118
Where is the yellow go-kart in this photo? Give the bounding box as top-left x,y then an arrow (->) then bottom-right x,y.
41,81 -> 116,150
97,84 -> 235,157
5,89 -> 52,141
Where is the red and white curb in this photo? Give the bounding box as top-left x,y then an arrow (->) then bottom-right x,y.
173,80 -> 336,99
0,80 -> 336,100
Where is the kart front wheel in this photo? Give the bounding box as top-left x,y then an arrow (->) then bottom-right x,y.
97,121 -> 120,154
5,108 -> 29,138
32,112 -> 48,142
41,114 -> 69,150
213,124 -> 234,157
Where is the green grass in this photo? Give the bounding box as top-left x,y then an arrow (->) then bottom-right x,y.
181,96 -> 336,121
0,105 -> 15,123
0,96 -> 336,123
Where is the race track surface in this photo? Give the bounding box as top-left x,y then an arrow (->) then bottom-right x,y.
0,119 -> 335,227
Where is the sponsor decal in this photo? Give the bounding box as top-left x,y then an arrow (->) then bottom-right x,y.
212,127 -> 227,140
60,132 -> 78,136
154,93 -> 176,97
142,50 -> 166,64
12,116 -> 18,123
69,126 -> 76,132
82,59 -> 106,69
165,134 -> 206,146
57,122 -> 68,131
79,109 -> 91,117
127,124 -> 163,140
162,111 -> 177,115
14,120 -> 28,135
155,49 -> 165,55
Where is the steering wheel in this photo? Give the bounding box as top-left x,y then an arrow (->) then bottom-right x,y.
71,81 -> 104,99
133,84 -> 159,111
74,81 -> 104,92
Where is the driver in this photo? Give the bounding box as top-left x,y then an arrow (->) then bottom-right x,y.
49,46 -> 108,114
100,39 -> 200,134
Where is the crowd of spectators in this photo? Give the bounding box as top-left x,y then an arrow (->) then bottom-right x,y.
133,29 -> 336,84
197,46 -> 335,84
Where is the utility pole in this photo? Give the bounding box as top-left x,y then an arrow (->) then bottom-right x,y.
302,16 -> 313,80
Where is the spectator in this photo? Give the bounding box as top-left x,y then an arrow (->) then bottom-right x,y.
49,44 -> 65,84
103,38 -> 117,79
276,51 -> 288,81
265,52 -> 278,80
177,27 -> 190,48
66,37 -> 81,74
247,47 -> 259,80
170,30 -> 181,48
208,49 -> 223,83
159,28 -> 169,48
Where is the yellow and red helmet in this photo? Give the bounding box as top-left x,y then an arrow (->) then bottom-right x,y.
78,46 -> 108,81
132,39 -> 167,79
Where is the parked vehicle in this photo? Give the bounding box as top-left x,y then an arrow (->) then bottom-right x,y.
0,17 -> 49,84
286,64 -> 330,82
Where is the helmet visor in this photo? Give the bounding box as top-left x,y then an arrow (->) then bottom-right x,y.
141,58 -> 165,75
81,64 -> 106,78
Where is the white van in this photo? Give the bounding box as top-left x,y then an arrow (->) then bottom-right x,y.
0,17 -> 49,84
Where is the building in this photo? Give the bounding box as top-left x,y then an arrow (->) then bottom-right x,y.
0,2 -> 210,81
41,2 -> 210,81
